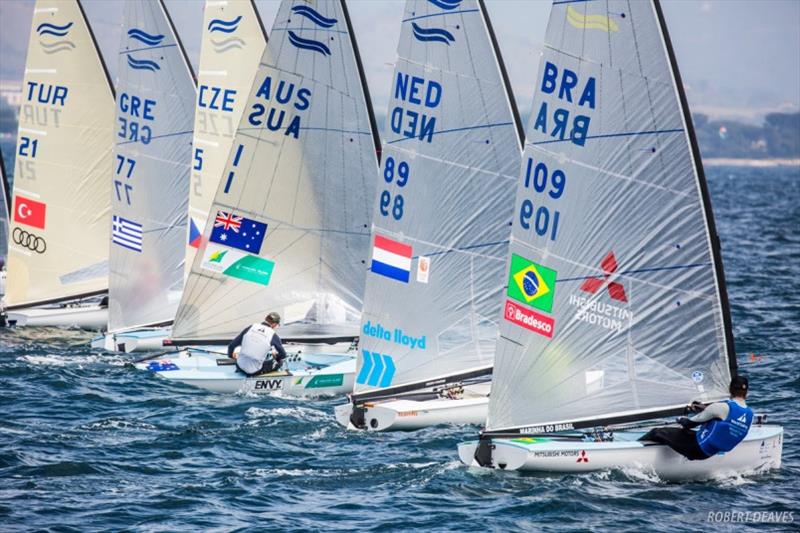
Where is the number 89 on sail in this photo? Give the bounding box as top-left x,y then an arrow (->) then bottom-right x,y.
518,158 -> 566,241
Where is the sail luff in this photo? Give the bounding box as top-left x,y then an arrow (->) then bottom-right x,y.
77,0 -> 115,99
651,0 -> 737,376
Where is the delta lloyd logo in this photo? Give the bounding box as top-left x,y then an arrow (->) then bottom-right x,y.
209,15 -> 246,53
126,28 -> 165,72
286,5 -> 337,56
362,320 -> 427,350
37,21 -> 75,54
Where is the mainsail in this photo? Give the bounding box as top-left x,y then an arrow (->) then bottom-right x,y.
6,0 -> 114,309
171,0 -> 379,342
352,0 -> 523,399
485,0 -> 736,435
185,0 -> 268,279
107,0 -> 197,332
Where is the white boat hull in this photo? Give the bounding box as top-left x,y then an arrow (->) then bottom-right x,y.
91,327 -> 171,352
457,425 -> 783,481
335,382 -> 491,431
6,304 -> 107,329
134,348 -> 355,398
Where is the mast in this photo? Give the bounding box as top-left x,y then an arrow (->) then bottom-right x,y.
653,0 -> 737,377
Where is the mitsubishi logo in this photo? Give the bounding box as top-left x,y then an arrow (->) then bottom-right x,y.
577,450 -> 589,463
580,251 -> 628,302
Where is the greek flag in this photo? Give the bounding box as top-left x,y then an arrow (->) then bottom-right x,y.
112,215 -> 143,252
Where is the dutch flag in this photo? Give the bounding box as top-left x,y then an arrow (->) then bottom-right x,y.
371,234 -> 412,283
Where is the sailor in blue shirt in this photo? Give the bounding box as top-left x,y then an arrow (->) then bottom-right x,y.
640,376 -> 754,460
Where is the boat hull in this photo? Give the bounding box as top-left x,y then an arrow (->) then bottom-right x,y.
91,327 -> 171,352
457,425 -> 783,481
6,304 -> 107,329
135,348 -> 356,398
335,387 -> 490,431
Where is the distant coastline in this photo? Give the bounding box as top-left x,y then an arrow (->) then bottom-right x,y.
703,158 -> 800,167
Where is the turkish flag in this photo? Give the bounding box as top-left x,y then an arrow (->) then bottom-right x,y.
14,195 -> 47,229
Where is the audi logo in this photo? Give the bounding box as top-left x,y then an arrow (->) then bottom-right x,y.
12,227 -> 47,254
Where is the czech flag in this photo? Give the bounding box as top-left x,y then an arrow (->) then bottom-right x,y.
188,217 -> 202,248
371,234 -> 412,283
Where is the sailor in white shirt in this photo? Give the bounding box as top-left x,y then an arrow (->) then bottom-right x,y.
228,312 -> 287,376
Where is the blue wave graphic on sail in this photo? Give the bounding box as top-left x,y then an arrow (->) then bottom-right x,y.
287,30 -> 331,56
36,21 -> 73,37
427,0 -> 462,10
127,55 -> 160,72
208,15 -> 242,33
127,28 -> 165,46
212,36 -> 245,52
290,5 -> 337,28
411,22 -> 455,45
40,40 -> 75,54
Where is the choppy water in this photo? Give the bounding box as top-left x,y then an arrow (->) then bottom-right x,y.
1,166 -> 799,532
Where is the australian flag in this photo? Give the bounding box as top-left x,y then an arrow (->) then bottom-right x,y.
209,210 -> 267,254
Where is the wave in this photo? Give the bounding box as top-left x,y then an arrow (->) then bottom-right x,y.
127,28 -> 165,46
39,40 -> 75,54
208,15 -> 242,33
427,0 -> 462,10
211,36 -> 245,52
36,21 -> 73,37
290,5 -> 337,28
411,22 -> 455,45
127,55 -> 160,72
287,30 -> 331,56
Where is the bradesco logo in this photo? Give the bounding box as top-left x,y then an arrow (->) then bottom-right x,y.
504,300 -> 554,338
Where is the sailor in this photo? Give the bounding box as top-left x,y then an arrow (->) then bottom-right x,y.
639,376 -> 753,460
228,312 -> 287,377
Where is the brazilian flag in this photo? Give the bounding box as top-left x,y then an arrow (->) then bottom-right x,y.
506,254 -> 557,313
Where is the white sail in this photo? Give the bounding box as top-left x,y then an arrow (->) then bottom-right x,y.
0,151 -> 9,263
106,0 -> 197,332
172,0 -> 379,342
352,0 -> 523,397
185,0 -> 268,279
485,0 -> 735,434
6,0 -> 114,309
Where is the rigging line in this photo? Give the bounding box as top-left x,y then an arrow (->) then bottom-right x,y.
530,128 -> 684,146
117,129 -> 193,146
402,9 -> 480,23
421,239 -> 509,260
388,144 -> 517,182
386,121 -> 515,145
119,43 -> 177,55
270,26 -> 348,35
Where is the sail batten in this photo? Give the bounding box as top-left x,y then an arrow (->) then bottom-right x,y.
172,0 -> 379,343
485,0 -> 735,433
6,0 -> 114,308
353,0 -> 523,397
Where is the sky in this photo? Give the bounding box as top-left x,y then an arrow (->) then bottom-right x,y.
0,0 -> 798,124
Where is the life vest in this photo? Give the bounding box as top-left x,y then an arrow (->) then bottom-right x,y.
696,400 -> 753,457
237,323 -> 276,374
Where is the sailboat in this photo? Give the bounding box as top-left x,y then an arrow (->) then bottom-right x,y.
135,0 -> 380,397
93,0 -> 267,353
458,0 -> 783,480
334,0 -> 523,431
3,0 -> 114,329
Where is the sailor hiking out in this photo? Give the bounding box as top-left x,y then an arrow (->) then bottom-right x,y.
229,312 -> 287,377
640,376 -> 754,460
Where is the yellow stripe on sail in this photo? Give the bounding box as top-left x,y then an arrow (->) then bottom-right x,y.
566,5 -> 619,33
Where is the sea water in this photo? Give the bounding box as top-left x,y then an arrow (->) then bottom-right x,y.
1,165 -> 798,531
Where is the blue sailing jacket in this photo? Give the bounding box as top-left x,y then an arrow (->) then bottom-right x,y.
696,400 -> 753,457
